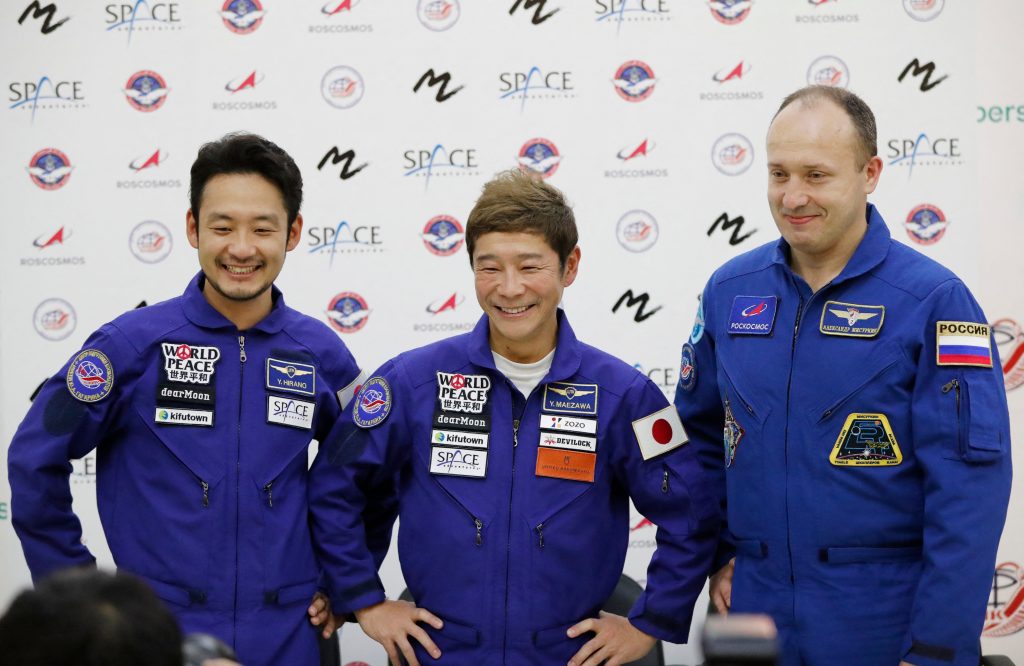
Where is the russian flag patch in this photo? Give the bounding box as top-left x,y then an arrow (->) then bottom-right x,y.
936,321 -> 993,367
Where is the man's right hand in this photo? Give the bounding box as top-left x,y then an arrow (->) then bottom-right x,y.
710,558 -> 735,615
355,599 -> 444,666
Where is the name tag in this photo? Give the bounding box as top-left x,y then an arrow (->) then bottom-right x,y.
542,382 -> 598,415
430,446 -> 488,478
267,395 -> 315,430
266,357 -> 316,396
820,301 -> 885,338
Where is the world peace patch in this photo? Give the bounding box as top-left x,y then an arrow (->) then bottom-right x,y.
353,375 -> 391,428
66,349 -> 114,403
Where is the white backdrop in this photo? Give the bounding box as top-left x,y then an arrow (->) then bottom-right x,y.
1,1 -> 1022,664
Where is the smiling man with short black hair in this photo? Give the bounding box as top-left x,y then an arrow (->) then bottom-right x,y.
9,132 -> 364,666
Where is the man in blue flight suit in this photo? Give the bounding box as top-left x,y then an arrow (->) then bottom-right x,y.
8,133 -> 364,666
675,86 -> 1012,666
310,170 -> 718,666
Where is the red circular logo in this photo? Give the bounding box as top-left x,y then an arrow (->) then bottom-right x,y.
27,148 -> 72,191
652,418 -> 673,445
175,344 -> 192,360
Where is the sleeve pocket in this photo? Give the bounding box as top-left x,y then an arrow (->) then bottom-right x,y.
961,376 -> 1007,463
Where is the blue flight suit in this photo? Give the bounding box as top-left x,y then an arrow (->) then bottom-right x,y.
8,274 -> 363,666
311,311 -> 718,665
675,205 -> 1012,666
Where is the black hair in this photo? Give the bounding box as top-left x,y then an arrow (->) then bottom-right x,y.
0,569 -> 183,666
189,132 -> 303,226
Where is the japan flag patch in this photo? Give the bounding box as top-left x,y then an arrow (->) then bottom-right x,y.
632,406 -> 688,460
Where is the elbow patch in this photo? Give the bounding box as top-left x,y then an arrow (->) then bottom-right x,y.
327,421 -> 371,466
43,388 -> 89,436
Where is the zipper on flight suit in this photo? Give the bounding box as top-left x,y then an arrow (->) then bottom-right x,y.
531,486 -> 598,550
942,378 -> 964,456
782,295 -> 806,585
503,381 -> 537,665
263,481 -> 273,508
232,333 -> 247,646
430,478 -> 485,546
201,480 -> 210,507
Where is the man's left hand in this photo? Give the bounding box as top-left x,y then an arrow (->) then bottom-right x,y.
308,592 -> 346,639
566,611 -> 657,666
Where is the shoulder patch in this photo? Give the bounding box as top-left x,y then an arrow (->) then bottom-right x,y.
353,375 -> 392,428
679,343 -> 697,391
936,321 -> 993,367
337,369 -> 367,409
632,405 -> 688,460
66,349 -> 114,403
690,298 -> 705,344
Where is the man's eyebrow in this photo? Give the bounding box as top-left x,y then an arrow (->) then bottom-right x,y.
475,252 -> 546,262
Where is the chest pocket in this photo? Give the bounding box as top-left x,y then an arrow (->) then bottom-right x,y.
717,356 -> 772,453
808,340 -> 906,423
133,401 -> 226,493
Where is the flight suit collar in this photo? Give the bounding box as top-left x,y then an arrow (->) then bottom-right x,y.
771,203 -> 891,287
181,272 -> 289,333
467,308 -> 583,384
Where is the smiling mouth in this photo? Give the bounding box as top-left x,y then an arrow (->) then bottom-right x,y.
224,264 -> 260,275
496,304 -> 533,315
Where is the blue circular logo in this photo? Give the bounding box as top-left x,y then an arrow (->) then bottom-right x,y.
66,349 -> 114,403
680,343 -> 697,392
354,376 -> 391,428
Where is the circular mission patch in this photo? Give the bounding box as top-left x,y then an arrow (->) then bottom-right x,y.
66,349 -> 114,403
353,375 -> 391,428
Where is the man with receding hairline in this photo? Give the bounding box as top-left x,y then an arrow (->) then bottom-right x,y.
676,86 -> 1011,665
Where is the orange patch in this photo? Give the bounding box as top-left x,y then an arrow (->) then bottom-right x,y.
535,448 -> 596,483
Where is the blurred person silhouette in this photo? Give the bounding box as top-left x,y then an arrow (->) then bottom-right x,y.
0,568 -> 183,666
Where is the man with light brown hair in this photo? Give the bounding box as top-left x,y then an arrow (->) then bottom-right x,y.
311,170 -> 718,665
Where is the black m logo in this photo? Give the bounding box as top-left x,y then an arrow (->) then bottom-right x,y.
317,147 -> 368,180
707,212 -> 757,246
612,290 -> 662,323
413,69 -> 464,102
897,59 -> 948,92
18,1 -> 69,34
509,0 -> 560,25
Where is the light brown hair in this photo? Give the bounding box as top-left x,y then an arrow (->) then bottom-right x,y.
466,170 -> 578,269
